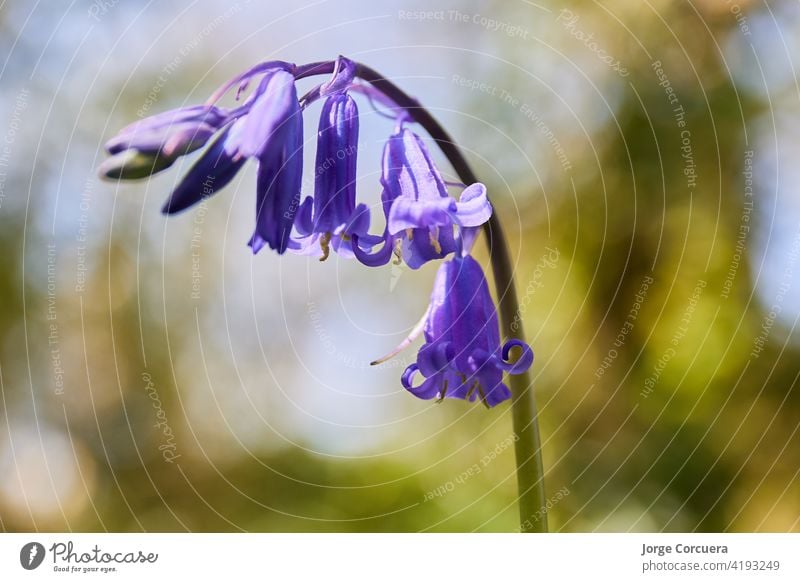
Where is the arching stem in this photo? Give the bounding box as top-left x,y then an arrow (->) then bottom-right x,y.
351,62 -> 548,532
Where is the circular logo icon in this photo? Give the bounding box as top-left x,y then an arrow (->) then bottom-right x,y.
19,542 -> 45,570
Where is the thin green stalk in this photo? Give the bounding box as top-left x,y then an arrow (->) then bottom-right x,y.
354,63 -> 548,532
484,215 -> 548,533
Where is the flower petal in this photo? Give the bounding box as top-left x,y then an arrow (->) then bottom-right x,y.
401,365 -> 442,400
230,70 -> 299,160
381,129 -> 448,207
206,60 -> 295,105
452,183 -> 492,227
312,94 -> 359,233
483,382 -> 512,407
456,226 -> 480,257
250,86 -> 304,254
401,227 -> 456,270
293,196 -> 315,236
417,341 -> 455,377
344,203 -> 371,237
327,204 -> 380,259
252,137 -> 303,254
286,232 -> 324,257
387,197 -> 456,234
351,232 -> 393,267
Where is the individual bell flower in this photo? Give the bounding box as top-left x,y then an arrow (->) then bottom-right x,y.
228,70 -> 304,255
247,119 -> 304,255
290,93 -> 379,259
352,128 -> 493,269
377,253 -> 533,407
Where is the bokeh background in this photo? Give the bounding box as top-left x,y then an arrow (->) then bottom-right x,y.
1,0 -> 798,532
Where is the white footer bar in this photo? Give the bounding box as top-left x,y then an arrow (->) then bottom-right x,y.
1,533 -> 797,581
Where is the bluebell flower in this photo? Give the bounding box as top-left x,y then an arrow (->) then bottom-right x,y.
377,253 -> 533,407
291,93 -> 380,259
227,69 -> 304,254
353,128 -> 493,269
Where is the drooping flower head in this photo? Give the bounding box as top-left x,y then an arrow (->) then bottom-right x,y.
99,55 -> 530,409
378,253 -> 533,407
353,127 -> 492,269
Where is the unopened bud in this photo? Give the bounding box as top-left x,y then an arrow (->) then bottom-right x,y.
98,149 -> 175,180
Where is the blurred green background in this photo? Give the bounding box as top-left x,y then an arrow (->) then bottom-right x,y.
1,0 -> 798,532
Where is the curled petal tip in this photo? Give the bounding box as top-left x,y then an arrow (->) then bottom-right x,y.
401,364 -> 419,390
500,339 -> 534,374
453,183 -> 492,228
351,233 -> 393,267
248,234 -> 267,255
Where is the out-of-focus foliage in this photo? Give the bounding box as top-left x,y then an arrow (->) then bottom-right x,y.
0,0 -> 797,532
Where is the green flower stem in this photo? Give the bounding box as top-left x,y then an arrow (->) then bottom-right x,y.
352,63 -> 548,532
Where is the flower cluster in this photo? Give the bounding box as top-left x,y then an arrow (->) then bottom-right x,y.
101,56 -> 532,407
